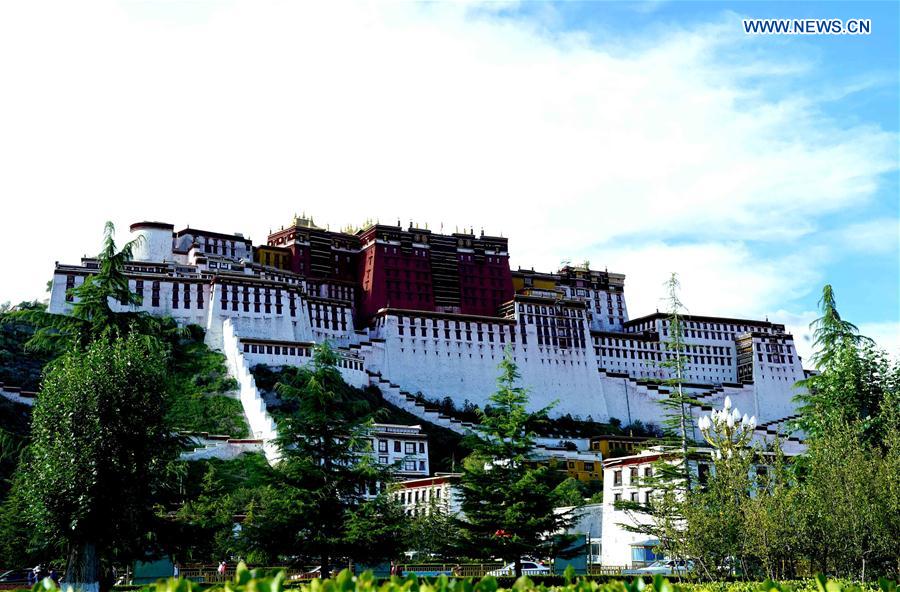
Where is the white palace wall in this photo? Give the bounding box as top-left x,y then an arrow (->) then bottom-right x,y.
364,313 -> 611,419
47,255 -> 807,438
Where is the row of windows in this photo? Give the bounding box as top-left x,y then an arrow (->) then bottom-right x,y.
612,465 -> 653,487
376,440 -> 426,454
398,326 -> 511,344
381,459 -> 427,472
518,303 -> 585,318
201,237 -> 241,258
169,282 -> 204,310
396,487 -> 443,506
308,303 -> 349,332
757,342 -> 792,353
595,336 -> 660,349
220,284 -> 292,315
241,342 -> 364,370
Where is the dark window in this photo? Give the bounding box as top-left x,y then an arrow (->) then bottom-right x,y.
65,274 -> 75,302
698,463 -> 711,485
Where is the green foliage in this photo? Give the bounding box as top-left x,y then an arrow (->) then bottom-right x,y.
793,415 -> 899,579
807,285 -> 868,371
24,332 -> 181,581
616,274 -> 698,563
667,285 -> 900,581
656,273 -> 698,481
167,453 -> 275,563
459,349 -> 576,576
0,300 -> 58,390
741,444 -> 803,581
407,498 -> 466,560
795,341 -> 898,444
165,335 -> 245,437
248,343 -> 406,574
0,396 -> 31,498
253,364 -> 470,473
343,493 -> 411,564
5,222 -> 158,352
23,565 -> 900,592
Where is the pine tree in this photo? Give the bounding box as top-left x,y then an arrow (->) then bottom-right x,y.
5,222 -> 183,351
795,285 -> 885,442
807,284 -> 868,370
615,273 -> 697,563
657,273 -> 697,486
458,350 -> 574,577
259,343 -> 400,576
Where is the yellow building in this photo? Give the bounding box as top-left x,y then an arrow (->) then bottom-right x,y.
254,245 -> 291,271
511,268 -> 561,294
589,435 -> 651,459
530,449 -> 603,482
564,457 -> 602,482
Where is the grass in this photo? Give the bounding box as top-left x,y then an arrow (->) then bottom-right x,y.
166,337 -> 247,438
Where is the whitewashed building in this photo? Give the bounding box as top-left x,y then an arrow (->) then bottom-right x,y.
370,423 -> 430,478
45,218 -> 809,463
600,446 -> 795,568
393,473 -> 463,517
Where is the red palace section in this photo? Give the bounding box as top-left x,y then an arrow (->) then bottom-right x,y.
265,217 -> 514,325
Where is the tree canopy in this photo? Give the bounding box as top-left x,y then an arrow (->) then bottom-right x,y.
244,343 -> 406,575
458,350 -> 574,577
25,332 -> 179,590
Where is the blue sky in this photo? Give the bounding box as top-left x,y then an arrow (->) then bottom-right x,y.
0,0 -> 897,361
499,0 -> 900,344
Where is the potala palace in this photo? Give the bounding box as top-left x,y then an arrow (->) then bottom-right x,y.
47,217 -> 808,460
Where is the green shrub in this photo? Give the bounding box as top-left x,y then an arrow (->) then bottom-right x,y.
166,336 -> 246,437
24,562 -> 899,592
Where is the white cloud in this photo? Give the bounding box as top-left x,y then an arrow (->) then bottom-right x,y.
831,218 -> 900,255
0,2 -> 895,342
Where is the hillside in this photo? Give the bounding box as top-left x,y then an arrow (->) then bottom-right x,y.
0,301 -> 58,391
0,305 -> 250,440
251,364 -> 471,473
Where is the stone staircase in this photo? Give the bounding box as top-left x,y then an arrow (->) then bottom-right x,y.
221,319 -> 281,463
366,370 -> 477,435
0,383 -> 36,406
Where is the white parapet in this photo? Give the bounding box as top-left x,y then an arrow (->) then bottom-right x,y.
222,318 -> 281,463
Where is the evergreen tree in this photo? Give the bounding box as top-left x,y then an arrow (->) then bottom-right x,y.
5,222 -> 183,351
657,273 -> 697,486
255,343 -> 401,576
407,497 -> 464,560
796,285 -> 892,443
24,333 -> 179,592
616,273 -> 697,563
458,350 -> 574,577
786,285 -> 900,578
344,493 -> 411,567
807,284 -> 868,370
